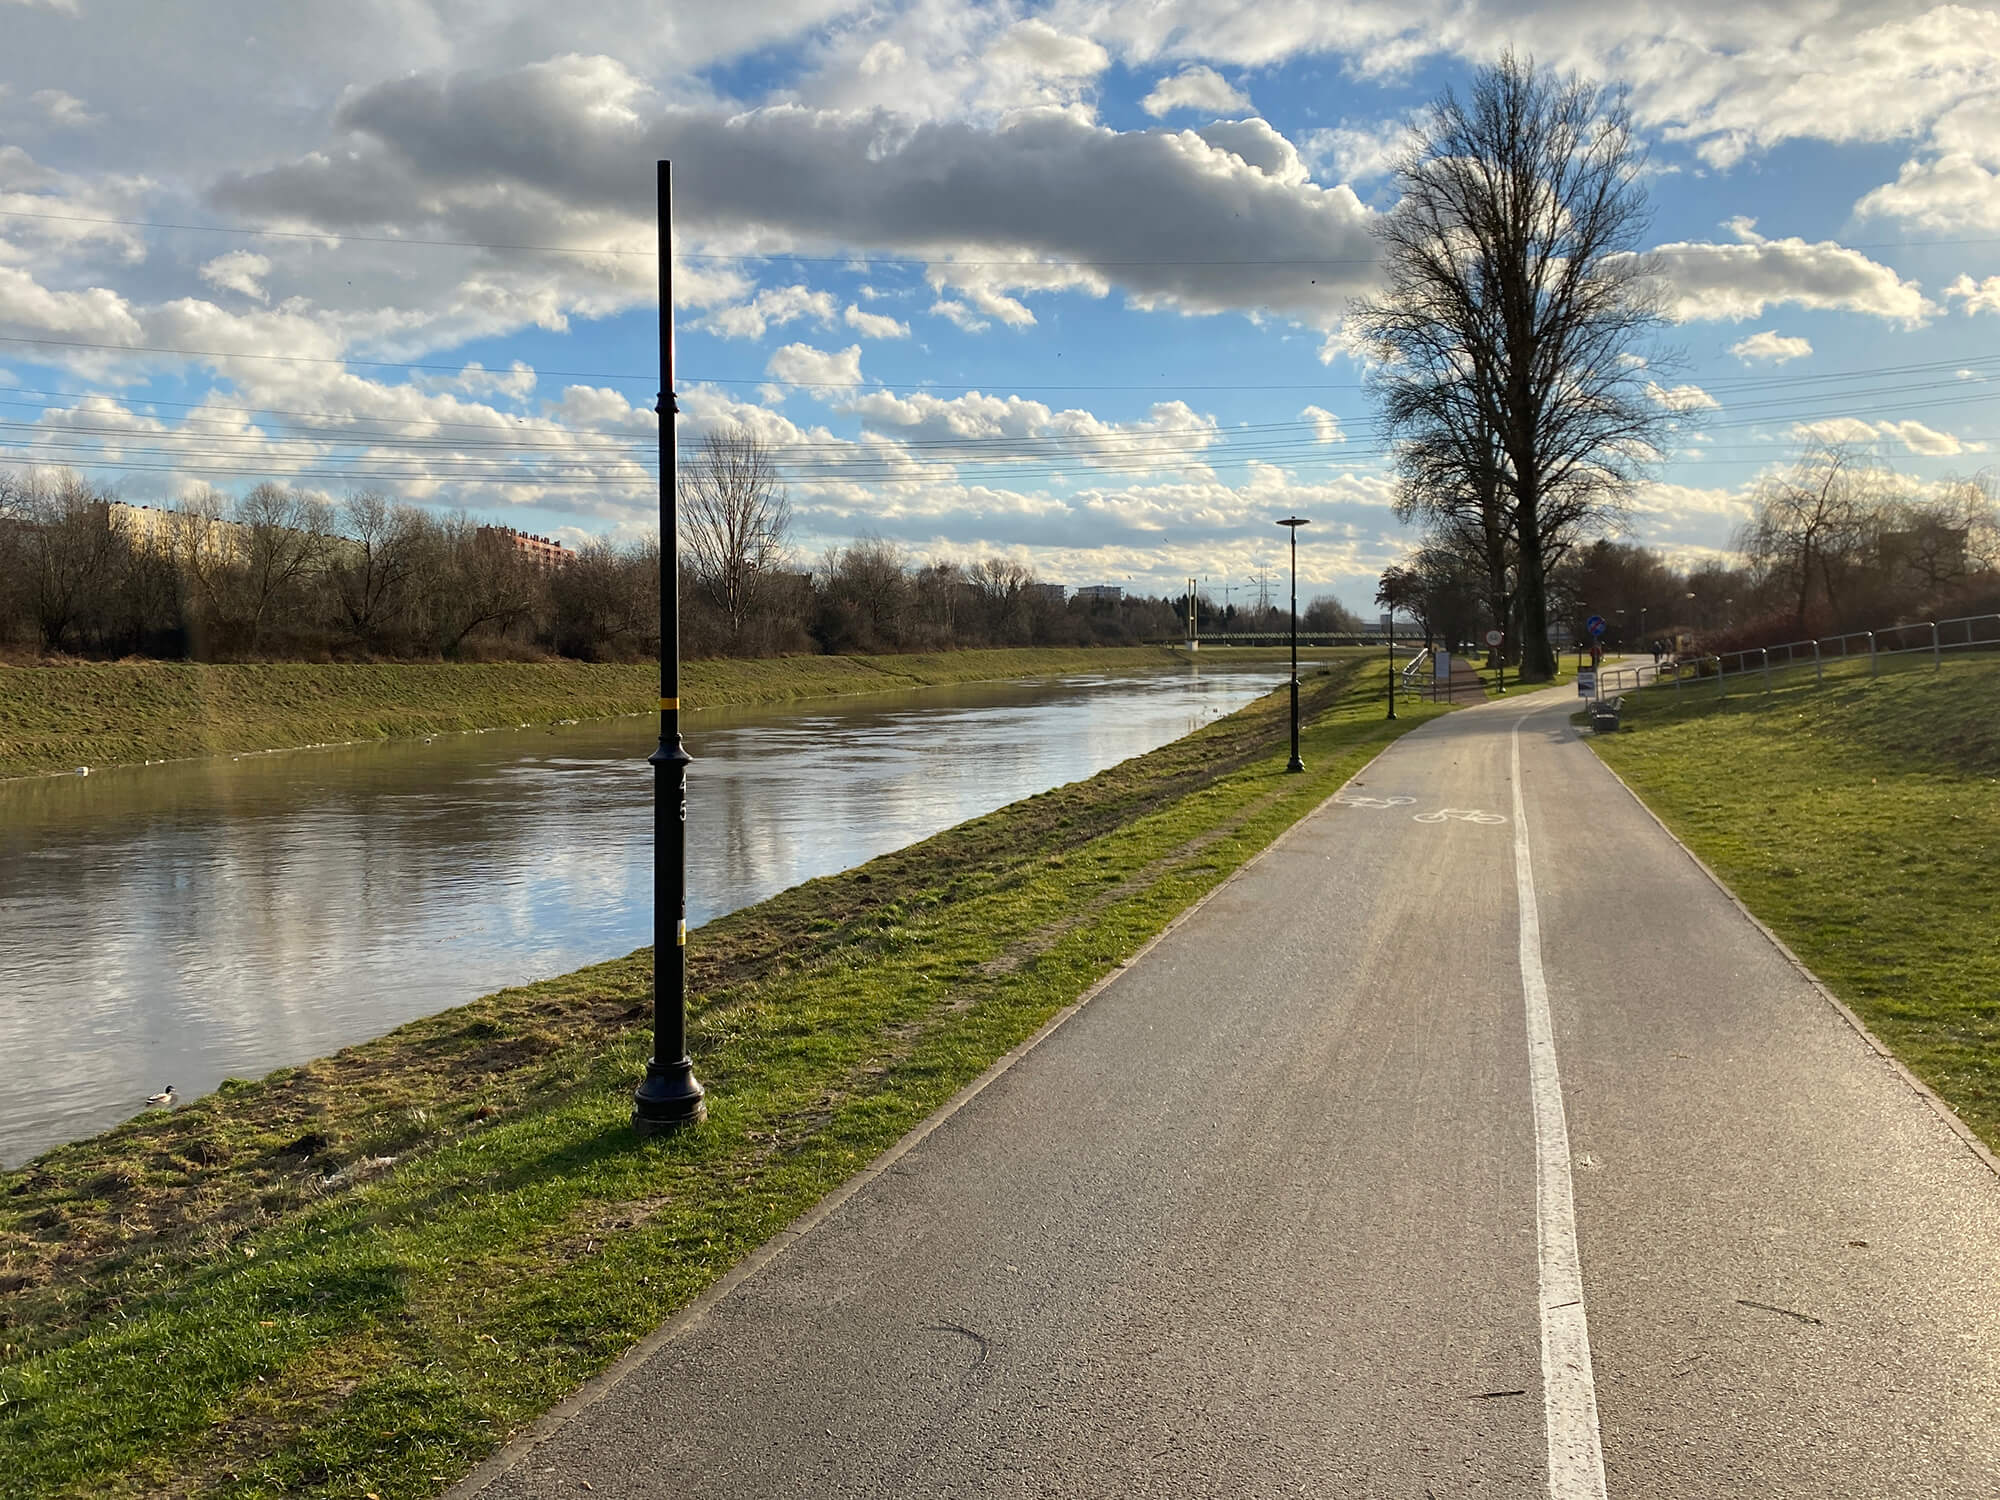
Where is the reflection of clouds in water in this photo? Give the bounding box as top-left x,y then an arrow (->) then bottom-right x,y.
0,667 -> 1289,1164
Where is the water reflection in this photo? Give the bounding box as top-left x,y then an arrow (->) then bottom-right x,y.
0,665 -> 1289,1163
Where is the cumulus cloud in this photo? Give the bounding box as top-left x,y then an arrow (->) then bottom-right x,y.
1947,274 -> 2000,315
1195,118 -> 1310,185
1792,415 -> 1984,456
1300,117 -> 1415,184
198,250 -> 273,303
765,340 -> 864,391
1650,221 -> 1933,325
211,58 -> 1379,330
843,304 -> 909,339
1728,329 -> 1812,362
1068,1 -> 2000,170
697,284 -> 838,340
1301,404 -> 1346,442
1141,65 -> 1252,118
1646,380 -> 1720,412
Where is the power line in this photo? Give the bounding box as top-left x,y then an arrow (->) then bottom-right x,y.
11,204 -> 2000,264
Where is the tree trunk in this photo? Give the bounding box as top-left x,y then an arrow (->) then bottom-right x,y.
1515,480 -> 1558,681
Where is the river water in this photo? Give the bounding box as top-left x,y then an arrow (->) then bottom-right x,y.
0,664 -> 1292,1165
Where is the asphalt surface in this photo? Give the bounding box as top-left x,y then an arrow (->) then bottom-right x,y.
465,683 -> 2000,1499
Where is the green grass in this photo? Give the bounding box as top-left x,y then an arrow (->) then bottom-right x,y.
0,658 -> 1445,1499
1588,656 -> 2000,1152
0,648 -> 1191,779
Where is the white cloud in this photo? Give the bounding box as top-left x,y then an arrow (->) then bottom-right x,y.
843,304 -> 910,339
1646,380 -> 1720,412
1874,418 -> 1982,456
1300,404 -> 1345,443
1195,118 -> 1310,185
1945,273 -> 2000,316
1140,65 -> 1251,119
1791,416 -> 1984,456
1728,330 -> 1812,363
1300,117 -> 1415,184
983,18 -> 1108,82
198,250 -> 272,303
1650,223 -> 1934,326
30,88 -> 96,126
765,340 -> 864,391
930,298 -> 989,333
213,60 -> 1381,329
697,284 -> 838,340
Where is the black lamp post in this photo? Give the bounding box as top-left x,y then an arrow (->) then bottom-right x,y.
1384,604 -> 1397,721
1277,517 -> 1309,772
633,160 -> 705,1135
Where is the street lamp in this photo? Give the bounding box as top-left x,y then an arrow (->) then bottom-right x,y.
634,160 -> 705,1135
1384,603 -> 1397,721
1277,517 -> 1310,772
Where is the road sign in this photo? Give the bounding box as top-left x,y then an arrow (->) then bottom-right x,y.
1586,614 -> 1606,638
1576,667 -> 1598,698
1484,629 -> 1503,647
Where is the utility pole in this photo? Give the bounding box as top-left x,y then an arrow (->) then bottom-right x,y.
633,160 -> 705,1134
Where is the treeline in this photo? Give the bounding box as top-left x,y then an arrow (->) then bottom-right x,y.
0,467 -> 1304,663
1380,443 -> 2000,659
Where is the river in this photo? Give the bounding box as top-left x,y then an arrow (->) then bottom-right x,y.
0,663 -> 1294,1164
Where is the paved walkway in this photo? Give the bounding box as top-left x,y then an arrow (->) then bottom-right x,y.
461,685 -> 2000,1498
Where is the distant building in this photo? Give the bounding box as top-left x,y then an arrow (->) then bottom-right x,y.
107,501 -> 245,563
478,525 -> 573,571
1028,582 -> 1066,605
1073,584 -> 1123,603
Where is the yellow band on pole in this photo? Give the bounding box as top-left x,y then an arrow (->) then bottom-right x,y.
660,697 -> 679,710
677,919 -> 687,946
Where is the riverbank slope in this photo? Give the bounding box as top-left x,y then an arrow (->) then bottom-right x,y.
0,646 -> 1219,779
0,659 -> 1436,1499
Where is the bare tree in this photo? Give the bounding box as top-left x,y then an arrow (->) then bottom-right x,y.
414,513 -> 541,657
679,427 -> 792,638
233,483 -> 334,652
1739,444 -> 1882,630
329,490 -> 426,651
814,535 -> 909,652
1352,53 -> 1677,680
7,469 -> 122,651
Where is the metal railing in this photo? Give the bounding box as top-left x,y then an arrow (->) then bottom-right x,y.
1589,612 -> 2000,701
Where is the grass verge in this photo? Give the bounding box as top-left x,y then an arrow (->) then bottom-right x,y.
1587,656 -> 2000,1152
0,658 -> 1443,1498
0,647 -> 1191,779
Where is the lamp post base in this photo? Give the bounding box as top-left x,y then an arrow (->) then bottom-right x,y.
1285,755 -> 1306,773
632,1056 -> 706,1133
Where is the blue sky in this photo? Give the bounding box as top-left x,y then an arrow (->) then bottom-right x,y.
3,0 -> 1999,614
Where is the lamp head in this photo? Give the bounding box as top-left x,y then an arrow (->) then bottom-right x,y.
1276,516 -> 1311,529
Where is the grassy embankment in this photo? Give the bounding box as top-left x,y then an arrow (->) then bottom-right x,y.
0,656 -> 1436,1499
0,647 -> 1239,779
1588,655 -> 2000,1151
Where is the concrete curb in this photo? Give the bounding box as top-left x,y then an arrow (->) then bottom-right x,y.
445,732 -> 1417,1500
1578,713 -> 2000,1183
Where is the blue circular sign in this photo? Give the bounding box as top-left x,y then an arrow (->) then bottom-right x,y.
1586,614 -> 1606,637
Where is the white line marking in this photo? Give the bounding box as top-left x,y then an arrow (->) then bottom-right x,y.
1511,717 -> 1609,1500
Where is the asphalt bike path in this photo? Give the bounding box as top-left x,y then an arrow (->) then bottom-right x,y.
461,684 -> 2000,1499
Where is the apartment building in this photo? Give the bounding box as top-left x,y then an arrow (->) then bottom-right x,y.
477,525 -> 573,572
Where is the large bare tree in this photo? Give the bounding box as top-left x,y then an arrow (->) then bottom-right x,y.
1353,54 -> 1676,680
679,426 -> 792,638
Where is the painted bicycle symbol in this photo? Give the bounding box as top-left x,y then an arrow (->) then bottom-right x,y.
1333,792 -> 1417,809
1412,807 -> 1508,825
